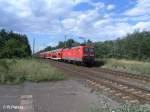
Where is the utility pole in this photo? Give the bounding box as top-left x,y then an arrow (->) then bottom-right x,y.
65,35 -> 67,48
33,38 -> 35,55
79,36 -> 86,45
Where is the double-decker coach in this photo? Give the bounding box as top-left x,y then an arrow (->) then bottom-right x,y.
50,48 -> 63,60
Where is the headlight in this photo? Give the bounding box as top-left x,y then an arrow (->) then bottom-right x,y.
90,54 -> 94,56
83,54 -> 88,56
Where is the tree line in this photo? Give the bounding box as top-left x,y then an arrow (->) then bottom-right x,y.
0,29 -> 31,58
95,31 -> 150,61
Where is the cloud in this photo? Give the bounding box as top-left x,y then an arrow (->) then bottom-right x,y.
125,0 -> 150,16
0,0 -> 32,17
0,0 -> 81,33
134,21 -> 150,31
0,0 -> 150,45
89,20 -> 133,40
62,18 -> 76,30
107,4 -> 115,10
61,6 -> 104,36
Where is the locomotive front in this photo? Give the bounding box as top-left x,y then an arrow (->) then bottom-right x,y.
82,46 -> 95,65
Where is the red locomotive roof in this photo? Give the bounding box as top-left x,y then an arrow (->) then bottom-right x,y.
63,45 -> 94,50
50,48 -> 64,52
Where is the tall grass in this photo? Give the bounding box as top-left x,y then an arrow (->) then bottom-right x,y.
102,59 -> 150,76
0,59 -> 65,84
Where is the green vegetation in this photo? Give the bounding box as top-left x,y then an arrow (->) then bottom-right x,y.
0,29 -> 31,58
100,58 -> 150,76
0,59 -> 65,84
95,31 -> 150,61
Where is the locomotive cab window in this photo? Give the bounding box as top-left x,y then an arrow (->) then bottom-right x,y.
84,48 -> 94,52
84,48 -> 89,52
89,48 -> 94,52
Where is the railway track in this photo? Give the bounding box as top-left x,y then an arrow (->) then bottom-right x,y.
48,60 -> 150,104
91,67 -> 150,83
67,63 -> 150,84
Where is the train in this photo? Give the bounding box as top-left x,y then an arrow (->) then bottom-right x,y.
38,45 -> 95,66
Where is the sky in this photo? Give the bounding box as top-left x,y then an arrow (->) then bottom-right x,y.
0,0 -> 150,52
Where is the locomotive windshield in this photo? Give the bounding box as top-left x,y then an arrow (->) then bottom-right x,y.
89,48 -> 94,52
84,48 -> 94,52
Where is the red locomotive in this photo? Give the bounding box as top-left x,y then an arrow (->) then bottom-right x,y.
39,45 -> 95,65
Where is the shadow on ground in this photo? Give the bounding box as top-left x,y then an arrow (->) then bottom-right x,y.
85,60 -> 106,68
93,60 -> 105,67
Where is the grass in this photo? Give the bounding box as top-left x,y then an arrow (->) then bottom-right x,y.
91,102 -> 150,112
100,59 -> 150,77
0,58 -> 66,84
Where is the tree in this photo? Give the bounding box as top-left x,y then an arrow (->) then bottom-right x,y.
0,29 -> 31,58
